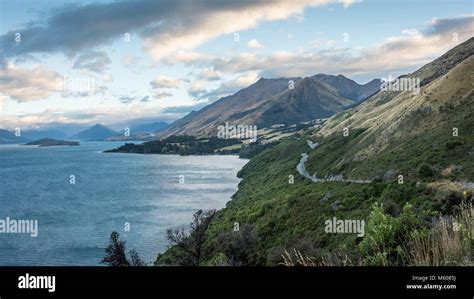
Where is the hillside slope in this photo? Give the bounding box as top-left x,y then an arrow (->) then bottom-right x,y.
161,74 -> 379,138
314,37 -> 474,181
312,74 -> 381,101
256,77 -> 355,126
161,78 -> 293,137
155,38 -> 473,267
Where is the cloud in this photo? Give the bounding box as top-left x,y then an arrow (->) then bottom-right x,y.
0,0 -> 351,62
56,75 -> 108,98
153,92 -> 172,99
116,94 -> 150,104
72,50 -> 111,73
103,74 -> 113,82
121,54 -> 149,74
150,75 -> 182,89
196,68 -> 221,81
209,15 -> 474,81
247,39 -> 264,49
187,80 -> 210,98
142,0 -> 338,62
339,0 -> 361,8
161,51 -> 213,66
118,95 -> 137,104
0,105 -> 180,129
0,62 -> 61,102
201,71 -> 260,100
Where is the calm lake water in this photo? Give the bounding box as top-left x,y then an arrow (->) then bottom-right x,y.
0,142 -> 247,265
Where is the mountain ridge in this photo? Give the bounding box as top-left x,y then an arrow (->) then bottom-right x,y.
161,74 -> 380,138
71,124 -> 119,141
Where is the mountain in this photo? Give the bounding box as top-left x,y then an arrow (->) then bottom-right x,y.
312,74 -> 381,102
25,138 -> 79,147
156,38 -> 474,267
256,77 -> 355,126
161,74 -> 379,138
130,121 -> 169,134
310,37 -> 474,181
0,129 -> 31,144
22,129 -> 67,140
70,124 -> 118,141
161,77 -> 294,137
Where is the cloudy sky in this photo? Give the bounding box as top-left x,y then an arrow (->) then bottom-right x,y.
0,0 -> 472,130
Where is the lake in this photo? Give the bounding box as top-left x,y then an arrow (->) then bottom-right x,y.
0,142 -> 248,265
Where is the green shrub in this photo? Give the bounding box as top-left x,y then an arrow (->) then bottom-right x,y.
418,164 -> 434,178
359,203 -> 423,266
445,140 -> 463,150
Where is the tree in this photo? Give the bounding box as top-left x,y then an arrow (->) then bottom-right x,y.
166,209 -> 216,266
217,224 -> 259,266
101,231 -> 145,266
129,249 -> 146,266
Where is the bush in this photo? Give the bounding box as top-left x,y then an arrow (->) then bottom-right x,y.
217,224 -> 260,266
445,140 -> 463,150
160,210 -> 216,266
359,203 -> 423,266
418,164 -> 434,178
102,232 -> 145,266
382,199 -> 401,216
404,201 -> 473,265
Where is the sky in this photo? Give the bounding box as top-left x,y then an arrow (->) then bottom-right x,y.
0,0 -> 473,130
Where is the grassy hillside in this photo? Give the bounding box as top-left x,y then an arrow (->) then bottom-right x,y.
316,49 -> 474,182
156,133 -> 471,266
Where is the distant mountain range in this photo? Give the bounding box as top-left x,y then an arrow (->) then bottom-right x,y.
161,74 -> 381,137
0,129 -> 31,144
71,124 -> 119,141
129,121 -> 169,134
21,129 -> 68,141
0,121 -> 170,144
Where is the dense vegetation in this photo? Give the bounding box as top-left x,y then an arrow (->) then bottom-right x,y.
100,40 -> 474,267
155,132 -> 472,266
308,96 -> 474,182
24,138 -> 79,147
105,135 -> 242,155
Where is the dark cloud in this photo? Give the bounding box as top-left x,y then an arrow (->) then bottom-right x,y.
424,15 -> 473,36
152,92 -> 172,99
0,1 -> 161,57
0,0 -> 284,57
117,95 -> 150,104
73,50 -> 111,73
118,95 -> 136,104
